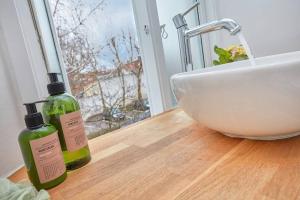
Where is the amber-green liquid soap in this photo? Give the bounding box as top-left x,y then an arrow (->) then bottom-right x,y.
18,101 -> 67,190
43,73 -> 91,170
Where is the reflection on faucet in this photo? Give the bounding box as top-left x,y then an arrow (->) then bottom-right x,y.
173,3 -> 241,72
185,19 -> 241,37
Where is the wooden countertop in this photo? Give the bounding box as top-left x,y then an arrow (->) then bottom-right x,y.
9,109 -> 300,199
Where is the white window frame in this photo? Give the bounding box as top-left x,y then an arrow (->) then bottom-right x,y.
132,0 -> 173,114
0,0 -> 49,103
28,0 -> 173,115
29,0 -> 71,92
0,0 -> 50,178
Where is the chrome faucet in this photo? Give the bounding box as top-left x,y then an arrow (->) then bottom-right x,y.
173,2 -> 241,71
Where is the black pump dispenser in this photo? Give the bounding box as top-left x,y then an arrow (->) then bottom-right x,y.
47,73 -> 65,95
24,101 -> 46,129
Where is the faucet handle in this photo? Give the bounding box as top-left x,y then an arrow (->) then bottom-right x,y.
173,1 -> 200,29
182,2 -> 200,16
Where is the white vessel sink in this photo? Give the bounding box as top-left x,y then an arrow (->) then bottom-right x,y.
171,51 -> 300,140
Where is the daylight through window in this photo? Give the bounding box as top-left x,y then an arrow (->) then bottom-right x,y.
48,0 -> 150,139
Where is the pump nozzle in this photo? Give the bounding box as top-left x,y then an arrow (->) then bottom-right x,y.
23,100 -> 48,114
48,73 -> 59,83
24,103 -> 37,115
23,100 -> 48,129
47,73 -> 66,95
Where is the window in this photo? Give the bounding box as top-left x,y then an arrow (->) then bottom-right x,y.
44,0 -> 152,139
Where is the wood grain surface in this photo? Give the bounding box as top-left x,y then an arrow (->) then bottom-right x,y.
9,109 -> 300,200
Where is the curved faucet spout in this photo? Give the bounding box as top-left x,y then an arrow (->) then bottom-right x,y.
222,18 -> 241,35
173,15 -> 241,72
185,18 -> 241,38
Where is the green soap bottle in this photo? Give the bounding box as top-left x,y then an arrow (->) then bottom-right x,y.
18,101 -> 67,190
42,73 -> 91,170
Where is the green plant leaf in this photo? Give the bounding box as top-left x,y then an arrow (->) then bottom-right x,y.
213,60 -> 220,66
214,46 -> 231,58
213,45 -> 249,66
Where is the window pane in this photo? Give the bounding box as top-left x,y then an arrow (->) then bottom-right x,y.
47,0 -> 150,139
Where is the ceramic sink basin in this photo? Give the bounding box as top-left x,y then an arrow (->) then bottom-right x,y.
171,51 -> 300,140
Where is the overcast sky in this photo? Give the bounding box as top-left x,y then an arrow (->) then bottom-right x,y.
50,0 -> 139,68
89,0 -> 139,68
86,0 -> 137,43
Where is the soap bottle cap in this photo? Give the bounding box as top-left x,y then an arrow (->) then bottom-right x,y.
23,101 -> 46,129
47,73 -> 66,96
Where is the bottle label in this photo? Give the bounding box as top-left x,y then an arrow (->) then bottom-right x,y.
30,132 -> 66,184
60,111 -> 88,152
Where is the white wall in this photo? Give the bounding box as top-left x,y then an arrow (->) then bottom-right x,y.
206,0 -> 300,59
0,42 -> 24,177
0,0 -> 48,177
156,0 -> 300,70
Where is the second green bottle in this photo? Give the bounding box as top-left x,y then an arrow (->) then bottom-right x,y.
43,73 -> 91,170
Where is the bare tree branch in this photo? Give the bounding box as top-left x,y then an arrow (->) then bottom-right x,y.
52,0 -> 61,17
59,0 -> 105,38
